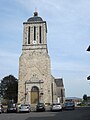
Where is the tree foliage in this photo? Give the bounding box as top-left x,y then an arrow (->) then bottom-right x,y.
83,94 -> 87,101
1,75 -> 18,103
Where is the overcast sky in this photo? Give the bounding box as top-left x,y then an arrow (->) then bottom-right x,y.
0,0 -> 90,98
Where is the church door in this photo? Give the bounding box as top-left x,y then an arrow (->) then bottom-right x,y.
31,86 -> 39,104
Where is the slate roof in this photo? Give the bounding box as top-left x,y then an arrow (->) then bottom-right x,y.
27,11 -> 43,22
27,16 -> 43,22
54,78 -> 64,87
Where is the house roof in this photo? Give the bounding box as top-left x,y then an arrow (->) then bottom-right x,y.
87,45 -> 90,51
54,78 -> 64,87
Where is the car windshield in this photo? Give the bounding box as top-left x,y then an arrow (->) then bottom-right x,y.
38,103 -> 44,106
65,102 -> 74,105
53,103 -> 60,105
21,104 -> 30,107
8,103 -> 16,108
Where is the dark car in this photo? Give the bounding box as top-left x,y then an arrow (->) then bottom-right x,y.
63,102 -> 75,110
7,103 -> 17,113
36,103 -> 45,112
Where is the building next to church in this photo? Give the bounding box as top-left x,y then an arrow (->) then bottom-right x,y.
18,11 -> 65,105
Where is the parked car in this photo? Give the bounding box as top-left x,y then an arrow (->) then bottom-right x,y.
63,102 -> 75,110
7,103 -> 17,113
0,104 -> 4,113
19,104 -> 31,113
36,103 -> 45,112
51,103 -> 62,111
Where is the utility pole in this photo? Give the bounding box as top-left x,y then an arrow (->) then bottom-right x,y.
86,45 -> 90,80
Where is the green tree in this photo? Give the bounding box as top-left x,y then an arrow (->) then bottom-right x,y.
1,75 -> 18,103
83,94 -> 87,101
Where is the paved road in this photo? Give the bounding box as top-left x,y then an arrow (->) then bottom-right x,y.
0,107 -> 90,120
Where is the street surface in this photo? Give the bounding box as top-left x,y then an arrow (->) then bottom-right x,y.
0,107 -> 90,120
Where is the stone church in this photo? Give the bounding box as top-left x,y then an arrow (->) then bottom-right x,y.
18,11 -> 65,105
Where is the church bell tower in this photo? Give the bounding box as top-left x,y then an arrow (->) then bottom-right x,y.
23,10 -> 48,52
18,11 -> 52,104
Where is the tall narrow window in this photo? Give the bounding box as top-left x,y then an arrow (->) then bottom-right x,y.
28,26 -> 30,44
34,26 -> 36,41
39,26 -> 41,43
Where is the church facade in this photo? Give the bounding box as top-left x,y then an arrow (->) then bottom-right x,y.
18,11 -> 65,105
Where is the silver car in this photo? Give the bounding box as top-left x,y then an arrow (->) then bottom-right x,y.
51,103 -> 62,111
19,104 -> 31,113
63,102 -> 75,110
0,104 -> 4,113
